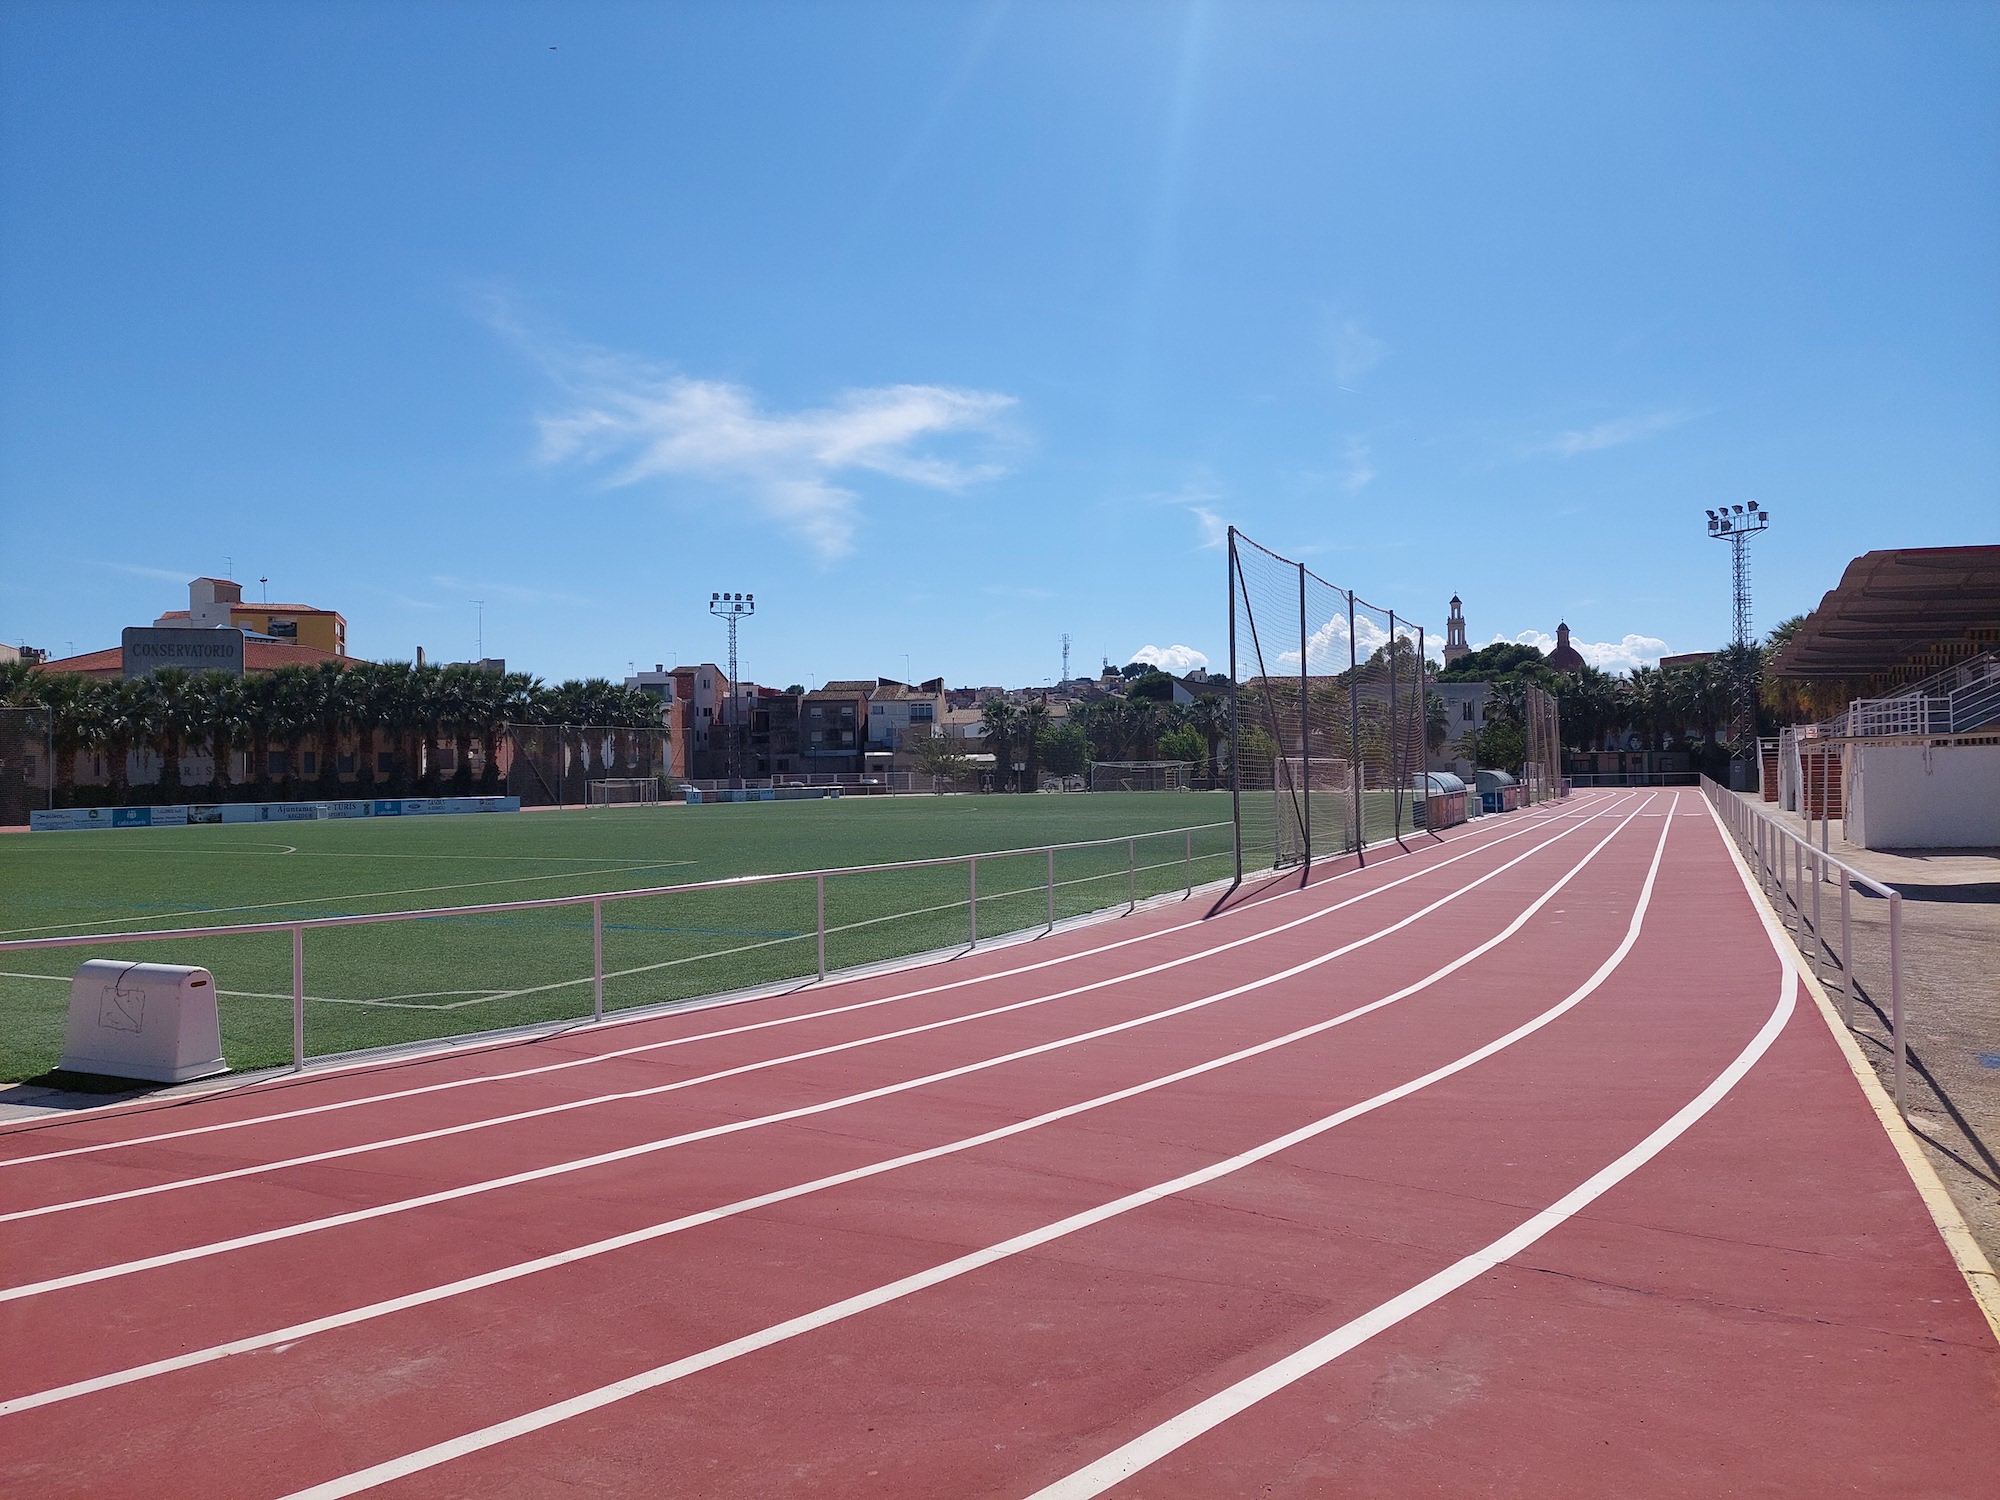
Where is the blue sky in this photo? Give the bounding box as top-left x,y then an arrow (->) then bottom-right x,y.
3,1 -> 1995,687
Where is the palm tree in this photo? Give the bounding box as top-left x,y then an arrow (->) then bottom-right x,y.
1018,700 -> 1050,789
979,699 -> 1019,789
1186,695 -> 1229,783
139,668 -> 201,797
185,671 -> 245,799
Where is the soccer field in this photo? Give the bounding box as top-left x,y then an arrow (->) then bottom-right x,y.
0,794 -> 1236,1084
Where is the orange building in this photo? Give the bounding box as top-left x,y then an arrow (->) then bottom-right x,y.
155,577 -> 349,657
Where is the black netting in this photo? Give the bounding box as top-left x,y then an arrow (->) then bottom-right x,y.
1229,533 -> 1430,875
502,724 -> 670,809
0,708 -> 51,828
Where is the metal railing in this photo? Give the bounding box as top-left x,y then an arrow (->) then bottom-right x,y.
1703,778 -> 1906,1111
0,821 -> 1234,1076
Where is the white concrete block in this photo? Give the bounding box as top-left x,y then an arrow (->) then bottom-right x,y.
59,961 -> 228,1083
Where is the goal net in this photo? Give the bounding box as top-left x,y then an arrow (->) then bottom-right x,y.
1089,761 -> 1191,793
587,778 -> 661,806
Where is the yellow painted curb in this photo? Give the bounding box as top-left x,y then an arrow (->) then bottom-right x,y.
1700,793 -> 2000,1346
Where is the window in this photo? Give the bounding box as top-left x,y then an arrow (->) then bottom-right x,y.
1461,702 -> 1473,721
911,704 -> 933,722
301,751 -> 317,775
268,751 -> 287,776
378,751 -> 396,773
338,753 -> 355,773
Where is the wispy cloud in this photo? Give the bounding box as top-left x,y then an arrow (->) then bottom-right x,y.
1340,437 -> 1375,494
90,560 -> 210,583
1528,408 -> 1696,459
430,574 -> 581,607
1187,504 -> 1229,549
1329,318 -> 1388,390
1494,629 -> 1671,673
495,311 -> 1018,560
1130,643 -> 1209,673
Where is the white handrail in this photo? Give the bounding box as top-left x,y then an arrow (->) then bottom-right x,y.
1702,778 -> 1905,1111
2,819 -> 1236,1075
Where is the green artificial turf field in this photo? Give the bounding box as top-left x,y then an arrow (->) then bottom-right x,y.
0,794 -> 1237,1083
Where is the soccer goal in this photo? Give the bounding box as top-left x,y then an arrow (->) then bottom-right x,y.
587,778 -> 661,806
1089,761 -> 1192,793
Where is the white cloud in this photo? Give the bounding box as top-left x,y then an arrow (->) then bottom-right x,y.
1529,408 -> 1695,459
1495,629 -> 1671,673
1131,643 -> 1209,673
1273,610 -> 1394,673
1340,437 -> 1375,494
1330,319 -> 1388,389
1187,504 -> 1229,549
502,315 -> 1016,559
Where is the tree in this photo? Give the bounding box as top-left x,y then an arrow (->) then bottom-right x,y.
1438,642 -> 1547,682
1018,700 -> 1050,788
911,727 -> 971,787
1037,722 -> 1089,778
979,699 -> 1020,788
1470,717 -> 1526,770
1158,724 -> 1204,770
1184,695 -> 1227,779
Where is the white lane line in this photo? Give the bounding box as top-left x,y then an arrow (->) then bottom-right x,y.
0,796 -> 1620,1169
0,796 -> 1653,1416
255,801 -> 1680,1500
0,862 -> 702,939
1028,810 -> 1808,1500
0,799 -> 1654,1288
0,797 -> 1592,1132
0,798 -> 1646,1227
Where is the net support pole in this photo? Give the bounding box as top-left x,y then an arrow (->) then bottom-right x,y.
1348,591 -> 1363,863
969,856 -> 978,946
592,898 -> 604,1022
1298,560 -> 1311,872
1227,528 -> 1242,887
291,924 -> 305,1072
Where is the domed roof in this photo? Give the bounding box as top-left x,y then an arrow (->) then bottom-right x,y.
1546,621 -> 1586,674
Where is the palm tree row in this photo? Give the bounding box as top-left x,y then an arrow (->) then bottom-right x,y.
0,659 -> 665,806
974,693 -> 1232,789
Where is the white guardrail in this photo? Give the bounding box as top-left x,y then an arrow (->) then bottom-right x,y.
0,822 -> 1234,1076
1703,778 -> 1906,1111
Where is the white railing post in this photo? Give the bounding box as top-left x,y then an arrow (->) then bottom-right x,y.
291,924 -> 305,1072
817,874 -> 827,980
1185,829 -> 1193,894
1840,874 -> 1853,1029
1127,838 -> 1136,910
968,856 -> 978,946
592,898 -> 604,1022
1046,848 -> 1055,931
1890,891 -> 1905,1115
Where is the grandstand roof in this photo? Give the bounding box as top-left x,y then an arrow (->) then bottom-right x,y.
1767,545 -> 2000,681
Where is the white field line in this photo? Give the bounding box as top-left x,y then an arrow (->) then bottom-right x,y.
0,863 -> 701,939
0,796 -> 1653,1416
255,802 -> 1681,1500
1028,798 -> 1807,1500
0,797 -> 1620,1170
0,799 -> 1654,1275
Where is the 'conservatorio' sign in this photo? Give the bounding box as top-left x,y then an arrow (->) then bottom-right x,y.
122,627 -> 246,678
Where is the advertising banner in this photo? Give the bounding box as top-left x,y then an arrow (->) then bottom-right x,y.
33,795 -> 519,831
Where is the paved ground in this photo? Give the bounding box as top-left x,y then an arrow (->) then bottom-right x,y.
1,790 -> 1993,1498
1734,793 -> 2000,1269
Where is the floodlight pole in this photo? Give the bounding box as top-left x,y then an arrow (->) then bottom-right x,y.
708,591 -> 756,780
1705,505 -> 1771,750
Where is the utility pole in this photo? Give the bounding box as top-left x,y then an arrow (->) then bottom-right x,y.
1705,504 -> 1771,753
709,591 -> 755,780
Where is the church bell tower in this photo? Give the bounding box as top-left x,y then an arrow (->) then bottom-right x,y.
1443,595 -> 1470,667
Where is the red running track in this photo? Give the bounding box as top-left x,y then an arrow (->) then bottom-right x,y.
1,790 -> 1993,1498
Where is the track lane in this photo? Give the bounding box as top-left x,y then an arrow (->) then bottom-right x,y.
0,800 -> 1664,1441
0,797 -> 1599,1167
0,800 -> 1643,1279
0,802 -> 1673,1496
